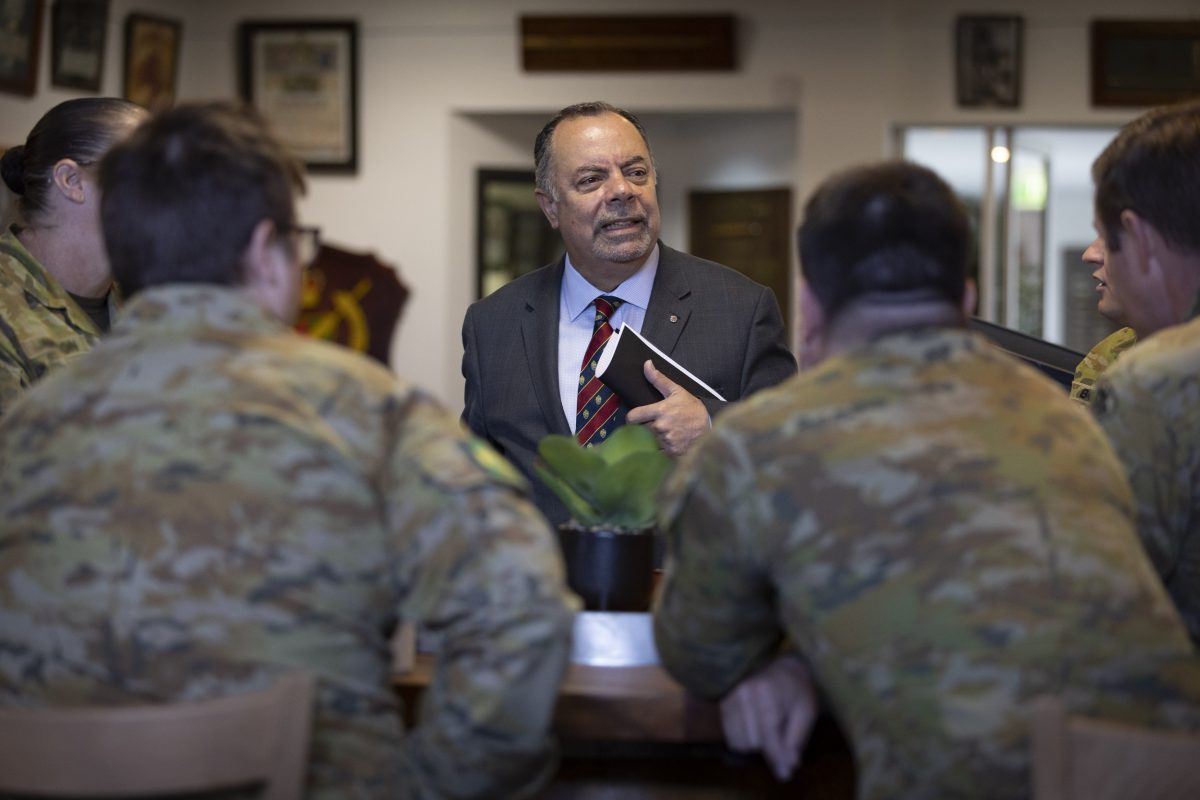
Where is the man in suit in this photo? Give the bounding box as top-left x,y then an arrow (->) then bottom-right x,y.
462,101 -> 796,526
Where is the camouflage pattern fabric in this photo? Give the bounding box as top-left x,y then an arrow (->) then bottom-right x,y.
1094,314 -> 1200,644
0,285 -> 577,800
1070,326 -> 1137,406
0,227 -> 115,417
654,326 -> 1200,800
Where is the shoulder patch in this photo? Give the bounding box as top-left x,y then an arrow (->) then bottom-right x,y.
465,438 -> 524,486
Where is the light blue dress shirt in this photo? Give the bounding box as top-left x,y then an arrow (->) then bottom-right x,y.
557,245 -> 660,431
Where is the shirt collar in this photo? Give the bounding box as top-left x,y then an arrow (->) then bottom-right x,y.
115,284 -> 283,336
562,244 -> 660,322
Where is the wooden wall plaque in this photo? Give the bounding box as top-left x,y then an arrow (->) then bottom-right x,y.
1092,20 -> 1200,107
521,15 -> 736,72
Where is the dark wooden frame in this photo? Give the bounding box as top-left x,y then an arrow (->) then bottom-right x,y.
239,20 -> 359,174
51,0 -> 108,92
0,0 -> 44,97
1091,20 -> 1200,107
123,12 -> 181,109
955,15 -> 1023,108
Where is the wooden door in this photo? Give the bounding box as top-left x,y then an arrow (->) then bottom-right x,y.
688,187 -> 792,337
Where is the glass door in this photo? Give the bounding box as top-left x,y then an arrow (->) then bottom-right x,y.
897,125 -> 1119,351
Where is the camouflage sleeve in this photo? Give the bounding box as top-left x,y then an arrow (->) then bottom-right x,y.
382,394 -> 576,799
653,430 -> 784,699
1093,364 -> 1196,622
0,347 -> 25,418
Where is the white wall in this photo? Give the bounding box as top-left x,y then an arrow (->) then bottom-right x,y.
2,0 -> 1194,408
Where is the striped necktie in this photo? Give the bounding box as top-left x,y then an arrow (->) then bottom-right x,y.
576,295 -> 624,447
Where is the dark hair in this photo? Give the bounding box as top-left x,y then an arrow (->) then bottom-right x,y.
533,101 -> 656,197
99,102 -> 306,296
0,97 -> 144,222
1093,98 -> 1200,256
798,161 -> 970,319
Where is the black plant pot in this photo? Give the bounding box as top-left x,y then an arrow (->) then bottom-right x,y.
557,526 -> 656,611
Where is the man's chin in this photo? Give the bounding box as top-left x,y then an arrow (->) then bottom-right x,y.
593,236 -> 654,264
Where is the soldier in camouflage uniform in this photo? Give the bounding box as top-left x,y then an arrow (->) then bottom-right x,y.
0,98 -> 145,416
1092,99 -> 1200,645
0,103 -> 576,799
654,161 -> 1200,798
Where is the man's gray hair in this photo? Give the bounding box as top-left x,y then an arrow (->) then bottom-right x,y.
533,101 -> 657,199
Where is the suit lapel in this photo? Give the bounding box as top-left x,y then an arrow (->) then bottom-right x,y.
642,245 -> 691,355
522,259 -> 573,436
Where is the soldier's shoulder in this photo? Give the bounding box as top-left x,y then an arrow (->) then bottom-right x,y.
1106,320 -> 1200,387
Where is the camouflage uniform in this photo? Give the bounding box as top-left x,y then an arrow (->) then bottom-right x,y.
1069,326 -> 1137,406
0,227 -> 117,416
1094,314 -> 1200,644
0,285 -> 577,800
654,327 -> 1200,800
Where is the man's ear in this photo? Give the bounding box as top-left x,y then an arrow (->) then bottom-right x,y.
51,159 -> 88,205
1119,209 -> 1164,276
961,278 -> 978,317
798,281 -> 828,370
242,218 -> 282,292
535,189 -> 559,229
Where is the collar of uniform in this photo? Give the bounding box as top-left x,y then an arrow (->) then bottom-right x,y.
0,227 -> 122,335
0,227 -> 79,308
850,325 -> 987,364
562,244 -> 659,323
115,284 -> 283,336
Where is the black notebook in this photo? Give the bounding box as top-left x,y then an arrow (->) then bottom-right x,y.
594,323 -> 725,408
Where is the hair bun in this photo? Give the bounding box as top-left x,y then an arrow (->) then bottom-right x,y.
0,145 -> 26,195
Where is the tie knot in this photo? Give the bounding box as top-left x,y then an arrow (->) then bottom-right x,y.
594,295 -> 622,321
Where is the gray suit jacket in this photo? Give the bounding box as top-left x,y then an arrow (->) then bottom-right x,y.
462,244 -> 797,525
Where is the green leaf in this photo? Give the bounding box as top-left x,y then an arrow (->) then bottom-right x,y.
535,427 -> 672,531
537,434 -> 605,506
534,459 -> 602,526
595,424 -> 658,466
594,452 -> 673,529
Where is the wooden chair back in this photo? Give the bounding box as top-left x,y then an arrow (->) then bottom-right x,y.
1031,694 -> 1200,800
0,672 -> 314,799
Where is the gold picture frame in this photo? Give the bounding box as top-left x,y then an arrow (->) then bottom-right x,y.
123,13 -> 181,110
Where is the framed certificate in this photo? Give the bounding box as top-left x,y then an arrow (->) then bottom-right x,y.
239,20 -> 359,174
0,0 -> 44,97
52,0 -> 107,92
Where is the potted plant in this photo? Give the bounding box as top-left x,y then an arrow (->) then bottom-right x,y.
535,425 -> 672,611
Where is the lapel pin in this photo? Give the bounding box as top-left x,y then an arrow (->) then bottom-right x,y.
669,314 -> 679,323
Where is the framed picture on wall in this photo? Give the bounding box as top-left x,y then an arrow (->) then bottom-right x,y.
239,20 -> 359,174
52,0 -> 109,92
0,0 -> 44,97
123,13 -> 181,109
1091,20 -> 1200,107
956,15 -> 1023,108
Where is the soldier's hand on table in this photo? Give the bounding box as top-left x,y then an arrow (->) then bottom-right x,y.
625,360 -> 710,458
719,653 -> 818,782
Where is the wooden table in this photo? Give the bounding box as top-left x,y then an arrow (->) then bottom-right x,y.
393,654 -> 722,742
393,654 -> 856,799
